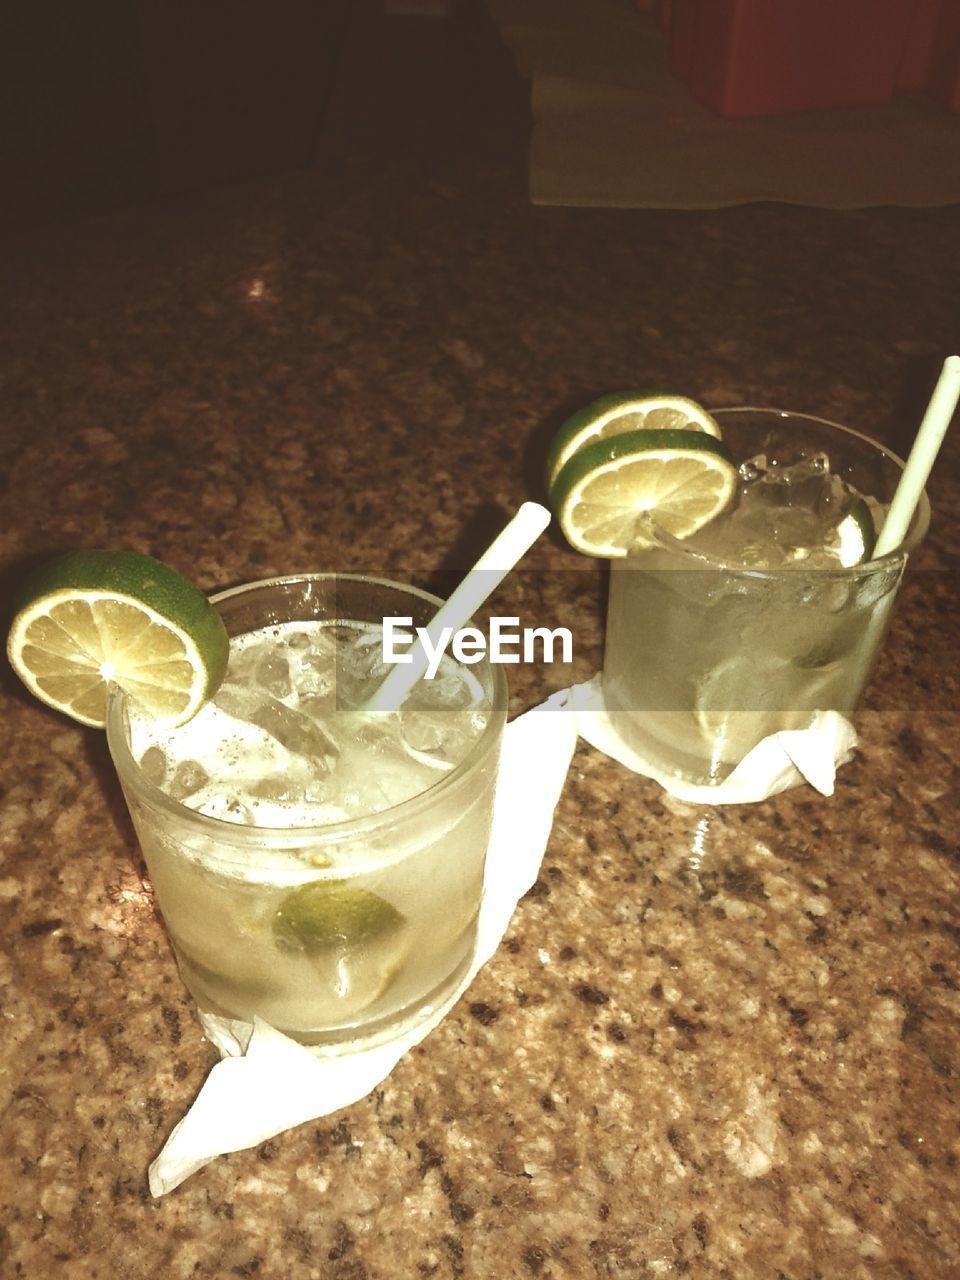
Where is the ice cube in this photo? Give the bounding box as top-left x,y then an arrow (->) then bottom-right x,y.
738,454 -> 768,484
321,751 -> 396,815
398,705 -> 445,753
697,446 -> 877,571
213,680 -> 260,720
303,771 -> 336,806
744,451 -> 831,510
215,687 -> 341,765
350,710 -> 400,750
139,745 -> 169,788
292,631 -> 339,698
248,774 -> 300,803
334,633 -> 389,708
298,691 -> 338,722
254,649 -> 293,698
169,759 -> 210,800
393,661 -> 486,769
418,668 -> 473,712
398,704 -> 486,771
318,713 -> 426,811
297,664 -> 335,701
297,628 -> 338,669
327,623 -> 364,647
814,472 -> 853,522
219,640 -> 263,688
191,788 -> 256,825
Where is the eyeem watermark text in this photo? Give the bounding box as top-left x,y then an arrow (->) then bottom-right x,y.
383,616 -> 573,679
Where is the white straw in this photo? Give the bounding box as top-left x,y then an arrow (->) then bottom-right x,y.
873,354 -> 960,559
365,502 -> 552,711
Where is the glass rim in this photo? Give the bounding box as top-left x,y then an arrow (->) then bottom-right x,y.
105,571 -> 509,851
623,406 -> 931,576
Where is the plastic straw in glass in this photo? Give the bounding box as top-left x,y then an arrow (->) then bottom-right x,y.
365,502 -> 552,711
873,354 -> 960,559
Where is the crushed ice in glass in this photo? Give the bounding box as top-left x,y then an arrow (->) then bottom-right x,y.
689,449 -> 879,569
127,619 -> 490,830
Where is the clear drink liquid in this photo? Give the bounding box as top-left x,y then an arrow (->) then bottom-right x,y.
603,446 -> 904,785
123,619 -> 497,1046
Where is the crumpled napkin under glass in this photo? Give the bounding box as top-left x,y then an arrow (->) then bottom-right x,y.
149,691 -> 578,1195
149,676 -> 855,1194
567,675 -> 857,804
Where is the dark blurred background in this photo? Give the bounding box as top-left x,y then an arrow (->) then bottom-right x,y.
1,0 -> 359,229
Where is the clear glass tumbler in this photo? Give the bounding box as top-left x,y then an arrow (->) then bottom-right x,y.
602,409 -> 930,787
107,574 -> 508,1051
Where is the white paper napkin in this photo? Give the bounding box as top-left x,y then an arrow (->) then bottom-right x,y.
149,691 -> 578,1197
148,672 -> 856,1195
567,675 -> 857,805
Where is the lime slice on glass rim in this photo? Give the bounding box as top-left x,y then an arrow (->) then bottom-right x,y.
6,550 -> 229,728
545,390 -> 722,493
549,428 -> 738,558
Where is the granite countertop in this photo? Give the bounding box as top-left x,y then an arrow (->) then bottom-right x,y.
2,11 -> 960,1279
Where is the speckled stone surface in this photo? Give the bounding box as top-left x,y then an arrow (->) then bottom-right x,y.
2,6 -> 959,1278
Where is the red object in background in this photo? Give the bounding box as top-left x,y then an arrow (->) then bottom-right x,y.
897,0 -> 942,89
670,0 -> 915,117
928,0 -> 960,109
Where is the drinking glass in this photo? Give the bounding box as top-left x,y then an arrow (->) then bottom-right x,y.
602,409 -> 930,786
107,574 -> 508,1051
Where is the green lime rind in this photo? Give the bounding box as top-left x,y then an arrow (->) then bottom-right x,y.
10,551 -> 228,686
543,387 -> 680,493
273,881 -> 405,954
808,499 -> 877,571
840,499 -> 877,564
6,549 -> 230,725
549,427 -> 736,506
549,428 -> 737,559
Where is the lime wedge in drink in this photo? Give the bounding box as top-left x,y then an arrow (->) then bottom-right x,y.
545,391 -> 721,493
273,881 -> 405,954
6,550 -> 229,727
825,499 -> 876,567
549,428 -> 737,558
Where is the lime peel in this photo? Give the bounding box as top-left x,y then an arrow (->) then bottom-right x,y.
6,550 -> 229,728
273,881 -> 405,954
544,390 -> 721,493
829,499 -> 876,567
549,428 -> 738,559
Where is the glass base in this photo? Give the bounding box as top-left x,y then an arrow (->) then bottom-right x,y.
185,944 -> 476,1057
604,706 -> 738,788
